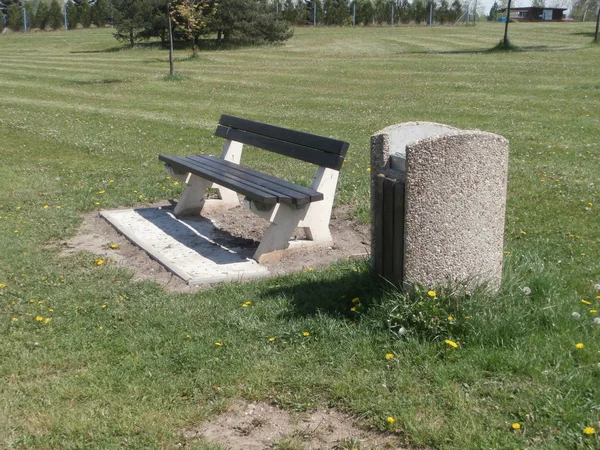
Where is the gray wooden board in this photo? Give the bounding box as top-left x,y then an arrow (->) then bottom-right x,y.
100,207 -> 270,285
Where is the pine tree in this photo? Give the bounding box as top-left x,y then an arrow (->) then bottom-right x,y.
355,0 -> 374,25
7,3 -> 23,30
48,0 -> 64,29
66,0 -> 78,28
92,0 -> 109,27
488,1 -> 498,21
35,0 -> 50,29
210,0 -> 293,44
78,0 -> 91,27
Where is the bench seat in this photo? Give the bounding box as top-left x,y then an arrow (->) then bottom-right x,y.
159,154 -> 322,206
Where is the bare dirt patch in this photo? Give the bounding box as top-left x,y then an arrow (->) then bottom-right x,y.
59,202 -> 370,292
181,400 -> 404,450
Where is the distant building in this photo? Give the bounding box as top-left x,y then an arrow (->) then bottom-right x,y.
498,7 -> 567,22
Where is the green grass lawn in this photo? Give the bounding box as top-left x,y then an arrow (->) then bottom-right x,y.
1,22 -> 599,449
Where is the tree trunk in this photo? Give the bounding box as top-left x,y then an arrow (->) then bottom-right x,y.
217,29 -> 222,42
503,0 -> 511,46
129,28 -> 134,47
192,34 -> 198,57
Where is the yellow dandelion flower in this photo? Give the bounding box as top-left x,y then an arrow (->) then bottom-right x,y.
215,342 -> 223,347
109,243 -> 119,249
386,417 -> 395,424
101,304 -> 107,309
55,205 -> 61,209
97,190 -> 105,194
44,318 -> 52,324
0,283 -> 6,288
48,309 -> 54,312
512,423 -> 521,430
29,299 -> 36,303
445,339 -> 458,348
95,259 -> 104,266
350,307 -> 357,312
43,205 -> 49,209
185,334 -> 191,339
448,316 -> 454,321
94,202 -> 100,205
303,331 -> 310,337
385,353 -> 394,360
38,300 -> 44,304
173,181 -> 180,186
427,290 -> 436,297
590,310 -> 597,313
109,179 -> 115,183
268,337 -> 276,342
98,326 -> 103,330
465,316 -> 472,319
582,299 -> 591,305
351,297 -> 360,303
583,427 -> 595,435
12,317 -> 19,322
575,343 -> 584,349
35,316 -> 43,322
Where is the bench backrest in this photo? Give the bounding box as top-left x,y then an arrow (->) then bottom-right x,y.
215,115 -> 349,171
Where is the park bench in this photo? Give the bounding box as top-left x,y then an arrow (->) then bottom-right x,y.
159,115 -> 350,263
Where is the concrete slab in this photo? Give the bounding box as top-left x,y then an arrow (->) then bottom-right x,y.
100,207 -> 270,285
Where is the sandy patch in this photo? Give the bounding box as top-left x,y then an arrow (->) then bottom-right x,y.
58,202 -> 370,292
181,400 -> 404,449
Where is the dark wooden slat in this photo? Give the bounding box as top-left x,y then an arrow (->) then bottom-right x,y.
219,114 -> 350,157
187,154 -> 322,203
392,180 -> 405,286
382,178 -> 395,281
215,126 -> 345,170
160,154 -> 281,204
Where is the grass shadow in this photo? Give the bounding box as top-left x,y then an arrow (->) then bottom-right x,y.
71,46 -> 125,54
70,78 -> 125,85
405,44 -> 585,55
260,263 -> 388,320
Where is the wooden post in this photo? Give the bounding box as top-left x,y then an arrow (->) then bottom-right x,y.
595,3 -> 599,43
168,2 -> 174,76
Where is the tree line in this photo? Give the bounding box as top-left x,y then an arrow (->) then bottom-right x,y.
1,0 -> 470,48
0,0 -> 110,31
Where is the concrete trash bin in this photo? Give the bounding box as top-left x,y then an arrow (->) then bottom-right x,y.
370,122 -> 509,292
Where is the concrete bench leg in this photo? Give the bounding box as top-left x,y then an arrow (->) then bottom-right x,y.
173,174 -> 213,216
250,167 -> 339,263
299,166 -> 338,244
253,205 -> 305,263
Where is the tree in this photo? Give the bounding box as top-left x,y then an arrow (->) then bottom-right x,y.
7,3 -> 23,30
323,0 -> 350,25
281,0 -> 304,25
66,0 -> 78,27
488,1 -> 498,20
35,0 -> 50,29
413,0 -> 428,23
450,0 -> 462,22
112,0 -> 151,46
78,0 -> 92,27
48,0 -> 63,29
170,0 -> 216,56
92,0 -> 110,27
438,0 -> 450,23
355,0 -> 374,24
210,0 -> 293,44
531,0 -> 544,7
398,0 -> 412,23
